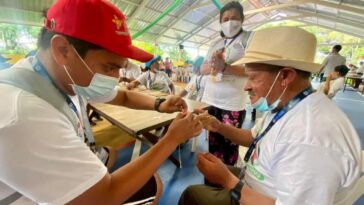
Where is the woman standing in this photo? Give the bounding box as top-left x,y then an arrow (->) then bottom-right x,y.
200,1 -> 251,165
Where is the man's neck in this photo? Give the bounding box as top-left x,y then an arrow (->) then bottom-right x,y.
37,50 -> 74,96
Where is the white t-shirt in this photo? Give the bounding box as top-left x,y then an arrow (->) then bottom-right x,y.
321,54 -> 346,77
244,92 -> 361,205
120,61 -> 141,80
356,65 -> 364,74
136,71 -> 173,94
317,77 -> 345,99
0,59 -> 107,204
184,75 -> 207,101
202,31 -> 251,111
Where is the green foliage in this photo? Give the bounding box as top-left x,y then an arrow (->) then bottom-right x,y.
0,23 -> 40,55
133,40 -> 164,57
164,46 -> 192,63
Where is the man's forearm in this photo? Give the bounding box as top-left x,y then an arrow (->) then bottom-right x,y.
68,135 -> 180,205
224,175 -> 275,205
109,89 -> 155,110
216,123 -> 253,147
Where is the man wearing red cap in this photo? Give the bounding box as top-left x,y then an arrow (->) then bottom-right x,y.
0,0 -> 202,204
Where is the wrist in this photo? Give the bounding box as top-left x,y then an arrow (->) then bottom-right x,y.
229,178 -> 244,205
154,97 -> 166,112
215,121 -> 224,132
162,132 -> 181,147
225,174 -> 239,190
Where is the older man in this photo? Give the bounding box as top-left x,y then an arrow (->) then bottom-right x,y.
0,0 -> 202,204
179,27 -> 361,205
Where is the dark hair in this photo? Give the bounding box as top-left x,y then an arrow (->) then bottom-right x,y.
220,1 -> 244,23
334,65 -> 349,76
37,9 -> 102,58
333,45 -> 342,52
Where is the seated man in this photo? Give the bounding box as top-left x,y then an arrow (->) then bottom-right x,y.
120,59 -> 142,83
179,27 -> 361,205
318,64 -> 349,99
127,56 -> 175,94
0,1 -> 203,204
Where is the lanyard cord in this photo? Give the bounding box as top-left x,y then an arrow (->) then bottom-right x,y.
244,86 -> 315,162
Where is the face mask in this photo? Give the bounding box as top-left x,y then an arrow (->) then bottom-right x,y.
221,20 -> 242,38
64,46 -> 119,103
251,71 -> 287,112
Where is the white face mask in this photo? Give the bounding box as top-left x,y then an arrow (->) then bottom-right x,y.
220,20 -> 242,38
64,46 -> 119,103
251,71 -> 287,112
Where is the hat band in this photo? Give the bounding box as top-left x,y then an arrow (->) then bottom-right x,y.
245,51 -> 284,60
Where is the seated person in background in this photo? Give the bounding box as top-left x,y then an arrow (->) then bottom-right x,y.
318,65 -> 349,99
119,59 -> 142,83
127,56 -> 175,94
356,61 -> 364,75
353,61 -> 364,88
179,56 -> 206,101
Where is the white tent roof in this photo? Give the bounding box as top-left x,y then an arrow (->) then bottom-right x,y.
0,0 -> 363,50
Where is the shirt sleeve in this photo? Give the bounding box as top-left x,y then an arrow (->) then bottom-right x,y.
328,78 -> 344,98
0,91 -> 107,204
136,72 -> 148,86
272,143 -> 342,205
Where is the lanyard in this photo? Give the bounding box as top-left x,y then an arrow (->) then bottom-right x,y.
148,71 -> 158,84
223,31 -> 242,64
31,57 -> 96,150
224,30 -> 242,48
31,56 -> 78,115
243,86 -> 315,163
195,75 -> 203,92
147,71 -> 158,87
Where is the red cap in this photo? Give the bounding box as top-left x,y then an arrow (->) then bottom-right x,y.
45,0 -> 153,62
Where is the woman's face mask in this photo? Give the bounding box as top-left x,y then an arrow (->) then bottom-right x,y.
63,46 -> 119,102
220,20 -> 242,38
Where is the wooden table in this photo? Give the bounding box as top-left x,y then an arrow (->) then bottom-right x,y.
344,74 -> 364,94
90,91 -> 210,167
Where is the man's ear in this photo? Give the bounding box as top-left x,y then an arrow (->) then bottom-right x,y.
280,67 -> 297,87
50,35 -> 72,66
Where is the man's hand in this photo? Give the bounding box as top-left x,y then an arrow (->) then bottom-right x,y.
126,83 -> 135,90
197,152 -> 239,190
327,72 -> 334,81
194,109 -> 222,132
165,112 -> 203,144
159,95 -> 188,113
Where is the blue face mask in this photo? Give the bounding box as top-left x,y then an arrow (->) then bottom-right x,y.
64,46 -> 119,103
251,71 -> 287,112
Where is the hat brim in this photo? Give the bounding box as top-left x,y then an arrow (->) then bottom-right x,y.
232,56 -> 321,73
115,45 -> 153,63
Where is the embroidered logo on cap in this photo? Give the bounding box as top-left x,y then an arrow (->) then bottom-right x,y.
112,15 -> 129,36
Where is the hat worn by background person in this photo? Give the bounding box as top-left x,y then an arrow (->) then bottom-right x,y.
233,26 -> 321,73
45,0 -> 153,62
145,56 -> 161,69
